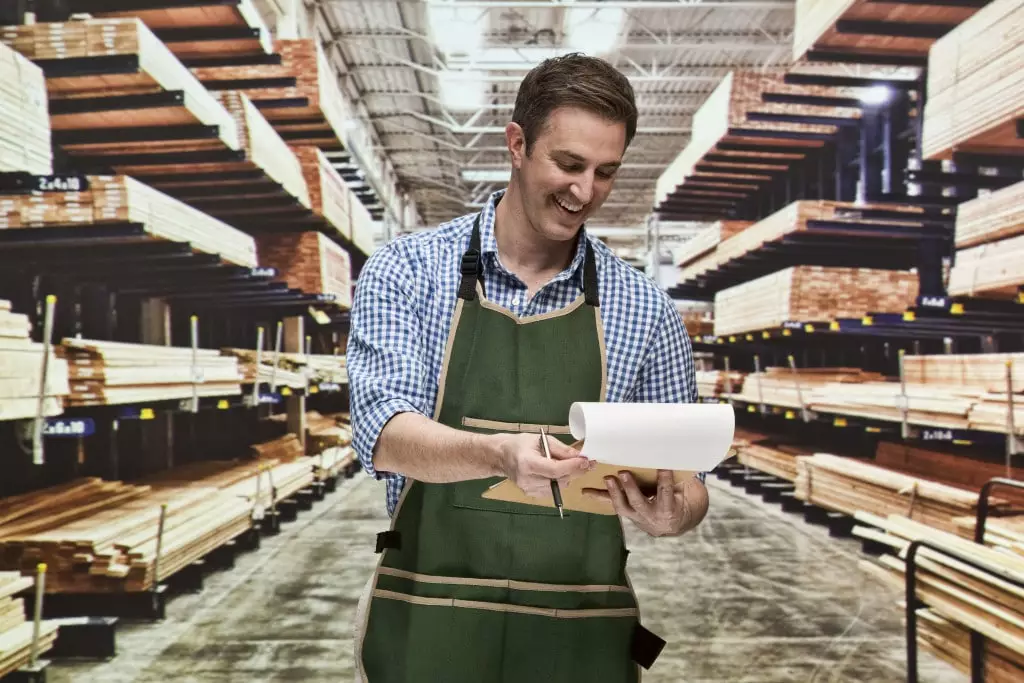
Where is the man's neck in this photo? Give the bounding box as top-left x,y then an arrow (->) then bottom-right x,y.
493,184 -> 578,294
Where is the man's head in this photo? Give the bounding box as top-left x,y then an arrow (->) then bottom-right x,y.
505,53 -> 638,242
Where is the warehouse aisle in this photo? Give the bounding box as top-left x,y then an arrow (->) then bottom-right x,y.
49,474 -> 964,683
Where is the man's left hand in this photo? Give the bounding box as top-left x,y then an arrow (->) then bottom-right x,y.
584,470 -> 707,537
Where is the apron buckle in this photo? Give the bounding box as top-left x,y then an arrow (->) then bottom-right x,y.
631,623 -> 666,670
375,530 -> 402,553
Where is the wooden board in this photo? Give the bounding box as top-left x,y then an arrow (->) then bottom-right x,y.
0,301 -> 69,421
0,42 -> 50,175
713,265 -> 919,337
0,175 -> 258,267
291,146 -> 353,240
923,0 -> 1024,159
904,353 -> 1024,394
255,232 -> 352,308
673,221 -> 752,268
793,0 -> 983,63
948,232 -> 1024,299
956,180 -> 1024,249
221,348 -> 348,386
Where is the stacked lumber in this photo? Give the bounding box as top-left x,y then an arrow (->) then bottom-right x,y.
923,0 -> 1024,159
317,446 -> 356,480
955,180 -> 1024,249
0,572 -> 58,678
905,353 -> 1024,394
795,453 -> 997,534
713,265 -> 919,336
695,369 -> 744,398
0,301 -> 69,421
728,367 -> 885,407
58,338 -> 243,407
674,221 -> 752,268
736,441 -> 812,482
0,19 -> 240,156
0,175 -> 258,267
221,348 -> 347,385
305,411 -> 351,455
255,232 -> 352,308
681,199 -> 925,283
191,39 -> 349,150
0,42 -> 50,175
678,308 -> 714,338
248,433 -> 304,462
952,514 -> 1024,552
82,0 -> 273,61
948,231 -> 1024,299
292,146 -> 354,240
349,192 -> 376,257
876,441 -> 1024,493
792,0 -> 982,63
853,513 -> 1024,681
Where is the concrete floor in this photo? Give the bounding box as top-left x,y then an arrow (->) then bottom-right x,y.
48,474 -> 965,683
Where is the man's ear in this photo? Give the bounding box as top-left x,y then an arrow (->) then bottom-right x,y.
506,122 -> 526,168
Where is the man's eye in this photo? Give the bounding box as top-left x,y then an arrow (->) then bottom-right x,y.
560,163 -> 583,173
597,169 -> 616,179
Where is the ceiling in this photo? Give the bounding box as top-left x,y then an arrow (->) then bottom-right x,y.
310,0 -> 797,238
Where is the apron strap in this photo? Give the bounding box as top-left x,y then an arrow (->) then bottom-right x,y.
375,530 -> 402,553
582,240 -> 599,307
631,623 -> 666,670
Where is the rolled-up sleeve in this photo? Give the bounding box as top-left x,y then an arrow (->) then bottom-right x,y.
348,241 -> 431,479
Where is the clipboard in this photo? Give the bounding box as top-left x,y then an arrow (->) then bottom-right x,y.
480,440 -> 696,516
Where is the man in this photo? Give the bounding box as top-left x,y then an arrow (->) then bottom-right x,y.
348,54 -> 708,682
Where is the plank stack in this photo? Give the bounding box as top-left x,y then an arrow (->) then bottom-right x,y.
0,175 -> 258,267
948,231 -> 1024,300
674,221 -> 752,271
58,338 -> 244,407
221,348 -> 347,386
695,369 -> 744,398
0,572 -> 58,678
255,231 -> 352,308
0,41 -> 50,175
853,513 -> 1024,681
292,146 -> 355,242
728,367 -> 885,407
792,0 -> 983,64
953,514 -> 1024,552
795,453 -> 1000,534
923,0 -> 1024,160
713,265 -> 918,336
0,18 -> 240,160
955,180 -> 1024,250
875,441 -> 1024,493
0,300 -> 69,422
736,441 -> 812,482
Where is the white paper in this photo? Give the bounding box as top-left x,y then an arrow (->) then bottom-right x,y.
568,402 -> 735,471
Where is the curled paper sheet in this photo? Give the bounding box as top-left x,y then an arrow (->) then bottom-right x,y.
568,402 -> 735,472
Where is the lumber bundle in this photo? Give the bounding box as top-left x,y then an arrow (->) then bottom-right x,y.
923,0 -> 1024,159
292,146 -> 354,241
0,175 -> 258,267
248,433 -> 304,462
728,367 -> 885,407
796,453 -> 997,534
255,231 -> 352,308
681,199 -> 925,284
695,369 -> 744,398
348,192 -> 375,257
305,411 -> 351,455
0,301 -> 69,421
221,348 -> 347,386
57,338 -> 243,407
191,39 -> 349,150
80,0 -> 273,61
955,180 -> 1024,249
853,512 -> 1024,681
876,441 -> 1024,494
317,446 -> 356,480
674,221 -> 752,268
792,0 -> 982,63
0,572 -> 58,679
948,232 -> 1024,299
0,19 -> 240,156
735,441 -> 812,482
679,310 -> 713,338
0,42 -> 50,175
953,514 -> 1024,554
713,265 -> 919,337
905,353 -> 1024,394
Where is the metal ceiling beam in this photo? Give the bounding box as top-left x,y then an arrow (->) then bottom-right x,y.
335,31 -> 789,52
371,1 -> 795,7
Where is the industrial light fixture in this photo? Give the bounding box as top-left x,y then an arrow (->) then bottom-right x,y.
565,6 -> 625,56
426,2 -> 485,56
859,85 -> 892,105
461,169 -> 510,182
439,70 -> 487,110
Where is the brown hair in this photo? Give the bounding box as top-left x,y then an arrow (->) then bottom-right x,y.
512,53 -> 638,155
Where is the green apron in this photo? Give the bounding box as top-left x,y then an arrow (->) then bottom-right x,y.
356,213 -> 664,682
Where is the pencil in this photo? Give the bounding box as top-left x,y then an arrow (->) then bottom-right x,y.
539,427 -> 564,519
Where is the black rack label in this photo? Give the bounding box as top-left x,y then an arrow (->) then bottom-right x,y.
918,296 -> 950,310
43,417 -> 95,437
35,175 -> 90,193
921,428 -> 954,442
782,321 -> 804,330
249,267 -> 275,278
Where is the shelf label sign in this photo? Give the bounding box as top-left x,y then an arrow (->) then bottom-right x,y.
35,175 -> 89,193
318,382 -> 341,393
918,295 -> 950,310
43,417 -> 95,437
922,429 -> 954,442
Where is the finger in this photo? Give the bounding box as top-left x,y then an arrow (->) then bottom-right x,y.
532,454 -> 589,481
604,476 -> 637,520
617,471 -> 651,514
544,437 -> 585,461
656,470 -> 676,516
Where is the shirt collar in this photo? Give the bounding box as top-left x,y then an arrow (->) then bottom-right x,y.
478,189 -> 589,286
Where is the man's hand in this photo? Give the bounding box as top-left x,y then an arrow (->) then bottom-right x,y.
498,433 -> 592,499
584,470 -> 708,537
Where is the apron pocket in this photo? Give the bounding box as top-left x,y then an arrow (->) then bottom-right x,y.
362,588 -> 640,683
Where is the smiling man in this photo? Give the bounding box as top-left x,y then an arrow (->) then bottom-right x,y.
348,54 -> 708,682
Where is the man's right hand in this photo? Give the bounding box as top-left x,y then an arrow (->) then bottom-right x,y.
496,433 -> 593,498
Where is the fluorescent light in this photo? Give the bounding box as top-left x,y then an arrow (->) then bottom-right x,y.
860,85 -> 892,105
426,4 -> 485,56
461,169 -> 510,182
565,7 -> 625,56
439,70 -> 486,111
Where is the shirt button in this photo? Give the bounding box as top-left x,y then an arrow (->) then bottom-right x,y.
511,294 -> 520,306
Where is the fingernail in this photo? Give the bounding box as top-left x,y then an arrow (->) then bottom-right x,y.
619,473 -> 629,483
604,476 -> 616,487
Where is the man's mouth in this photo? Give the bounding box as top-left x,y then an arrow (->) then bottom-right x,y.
554,195 -> 584,215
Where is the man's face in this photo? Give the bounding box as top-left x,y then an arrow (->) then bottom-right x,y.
508,106 -> 626,242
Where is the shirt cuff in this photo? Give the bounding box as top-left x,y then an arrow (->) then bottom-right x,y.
352,397 -> 425,479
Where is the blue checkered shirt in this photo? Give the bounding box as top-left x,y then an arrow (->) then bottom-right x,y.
348,190 -> 701,515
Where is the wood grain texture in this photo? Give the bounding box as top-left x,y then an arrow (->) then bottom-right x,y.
0,42 -> 50,175
948,232 -> 1024,299
291,145 -> 353,240
0,301 -> 69,421
955,180 -> 1024,249
255,231 -> 352,308
0,175 -> 258,267
0,572 -> 58,678
923,0 -> 1024,159
713,265 -> 919,336
673,221 -> 752,268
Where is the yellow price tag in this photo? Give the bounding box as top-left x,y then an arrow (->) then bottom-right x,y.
747,405 -> 756,413
829,321 -> 839,331
953,439 -> 973,446
729,336 -> 736,343
834,417 -> 847,427
281,387 -> 292,396
782,329 -> 791,337
865,426 -> 881,434
1018,292 -> 1024,304
217,399 -> 229,410
745,334 -> 753,341
861,316 -> 873,326
785,410 -> 795,420
309,385 -> 319,394
903,311 -> 915,322
716,338 -> 724,344
950,303 -> 964,315
140,408 -> 155,420
804,324 -> 814,333
762,331 -> 770,339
